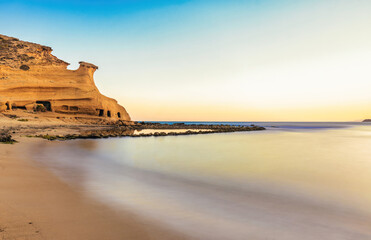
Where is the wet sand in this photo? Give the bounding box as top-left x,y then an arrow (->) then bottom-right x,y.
0,138 -> 188,240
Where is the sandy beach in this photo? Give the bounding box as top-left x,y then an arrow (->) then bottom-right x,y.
1,116 -> 371,239
0,137 -> 189,240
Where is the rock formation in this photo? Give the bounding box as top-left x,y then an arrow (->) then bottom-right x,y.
363,119 -> 371,122
0,34 -> 130,121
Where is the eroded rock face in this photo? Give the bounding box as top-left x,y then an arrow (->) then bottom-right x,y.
0,34 -> 130,121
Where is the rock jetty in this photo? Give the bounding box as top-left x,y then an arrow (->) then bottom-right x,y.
30,122 -> 266,140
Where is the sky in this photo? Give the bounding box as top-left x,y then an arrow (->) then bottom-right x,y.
0,0 -> 370,121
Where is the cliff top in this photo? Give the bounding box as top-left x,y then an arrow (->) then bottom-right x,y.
0,34 -> 69,69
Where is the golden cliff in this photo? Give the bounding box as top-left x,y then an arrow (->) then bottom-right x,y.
0,34 -> 130,121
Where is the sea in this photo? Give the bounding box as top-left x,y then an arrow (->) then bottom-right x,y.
29,122 -> 371,240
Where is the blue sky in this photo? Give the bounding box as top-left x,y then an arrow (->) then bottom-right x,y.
1,0 -> 371,121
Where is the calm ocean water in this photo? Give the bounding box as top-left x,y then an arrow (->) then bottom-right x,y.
30,122 -> 371,240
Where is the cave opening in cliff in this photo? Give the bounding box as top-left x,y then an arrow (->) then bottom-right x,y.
117,112 -> 121,118
107,111 -> 111,118
36,101 -> 51,111
97,109 -> 104,117
70,106 -> 79,111
13,106 -> 26,110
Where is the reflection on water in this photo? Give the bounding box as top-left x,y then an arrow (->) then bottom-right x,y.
30,122 -> 371,240
134,129 -> 212,135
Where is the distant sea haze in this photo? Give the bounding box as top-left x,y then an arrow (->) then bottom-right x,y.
146,121 -> 368,129
30,122 -> 371,240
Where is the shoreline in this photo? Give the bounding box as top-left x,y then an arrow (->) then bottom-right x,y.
0,137 -> 189,240
0,110 -> 265,143
0,112 -> 264,239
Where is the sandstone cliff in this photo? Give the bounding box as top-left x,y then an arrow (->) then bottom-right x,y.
0,34 -> 130,121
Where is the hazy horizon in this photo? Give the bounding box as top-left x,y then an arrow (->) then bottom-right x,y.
1,0 -> 370,121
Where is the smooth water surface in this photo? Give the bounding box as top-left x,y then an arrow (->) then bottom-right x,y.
134,129 -> 212,134
30,122 -> 371,240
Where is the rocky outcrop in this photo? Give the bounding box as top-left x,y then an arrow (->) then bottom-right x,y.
363,119 -> 371,122
0,129 -> 16,144
0,34 -> 130,121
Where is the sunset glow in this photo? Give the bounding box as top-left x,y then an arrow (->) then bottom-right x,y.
1,0 -> 370,121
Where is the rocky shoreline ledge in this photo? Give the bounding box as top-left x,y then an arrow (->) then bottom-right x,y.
0,111 -> 265,143
32,122 -> 266,141
0,122 -> 265,143
0,129 -> 17,144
